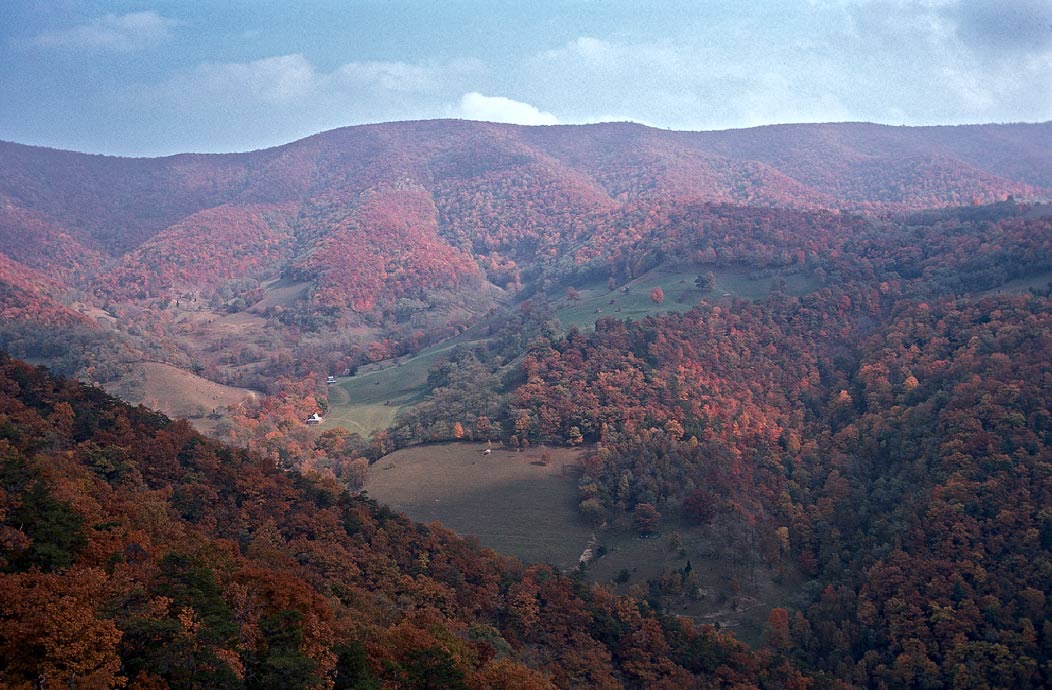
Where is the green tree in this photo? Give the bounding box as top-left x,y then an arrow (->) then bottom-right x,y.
694,271 -> 716,291
10,481 -> 86,572
252,610 -> 321,690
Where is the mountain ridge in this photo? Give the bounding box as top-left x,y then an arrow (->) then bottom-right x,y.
2,120 -> 1048,300
2,118 -> 1050,401
5,118 -> 1051,158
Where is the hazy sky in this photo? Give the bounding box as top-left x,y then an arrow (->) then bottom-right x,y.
2,1 -> 1050,156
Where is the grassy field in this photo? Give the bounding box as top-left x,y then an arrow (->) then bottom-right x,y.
248,277 -> 311,313
364,443 -> 594,569
978,269 -> 1052,297
554,264 -> 819,330
584,523 -> 805,646
103,361 -> 258,434
323,342 -> 464,435
322,314 -> 497,435
365,442 -> 804,646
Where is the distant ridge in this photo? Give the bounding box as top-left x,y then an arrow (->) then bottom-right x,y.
1,119 -> 1049,309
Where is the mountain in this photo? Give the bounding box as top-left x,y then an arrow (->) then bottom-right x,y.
384,204 -> 1052,688
0,120 -> 1045,332
1,119 -> 1050,438
2,121 -> 1049,300
1,120 -> 1051,688
0,252 -> 88,327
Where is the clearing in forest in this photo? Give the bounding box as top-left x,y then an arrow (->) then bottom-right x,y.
103,361 -> 257,432
365,443 -> 593,569
323,340 -> 474,435
366,442 -> 806,646
554,263 -> 820,330
326,263 -> 821,435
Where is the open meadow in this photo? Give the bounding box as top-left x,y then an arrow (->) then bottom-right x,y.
584,522 -> 805,646
365,442 -> 805,645
103,361 -> 258,433
553,263 -> 820,330
365,443 -> 594,569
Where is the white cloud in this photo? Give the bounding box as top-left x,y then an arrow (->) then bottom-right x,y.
40,3 -> 1049,155
524,36 -> 736,128
120,54 -> 488,152
196,54 -> 317,104
28,11 -> 180,52
455,92 -> 559,125
180,54 -> 485,104
941,0 -> 1052,54
522,16 -> 1051,131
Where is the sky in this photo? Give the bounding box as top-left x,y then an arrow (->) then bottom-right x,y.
1,0 -> 1050,157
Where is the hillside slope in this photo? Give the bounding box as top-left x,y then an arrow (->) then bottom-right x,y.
0,355 -> 809,689
0,120 -> 1047,347
1,121 -> 1048,286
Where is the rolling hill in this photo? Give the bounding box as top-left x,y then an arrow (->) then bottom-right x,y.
2,121 -> 1051,688
1,118 -> 1049,436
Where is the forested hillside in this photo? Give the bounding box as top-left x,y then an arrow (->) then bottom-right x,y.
1,121 -> 1050,688
2,122 -> 1048,389
497,292 -> 1052,687
2,121 -> 1049,302
0,355 -> 816,689
381,206 -> 1052,687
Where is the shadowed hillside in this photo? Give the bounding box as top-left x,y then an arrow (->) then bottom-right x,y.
0,354 -> 807,689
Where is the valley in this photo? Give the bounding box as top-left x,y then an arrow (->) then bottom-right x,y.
6,0 -> 1052,681
365,443 -> 591,569
1,120 -> 1051,689
322,260 -> 823,435
325,343 -> 457,435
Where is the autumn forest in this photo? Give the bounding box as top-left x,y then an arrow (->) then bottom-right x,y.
1,120 -> 1051,688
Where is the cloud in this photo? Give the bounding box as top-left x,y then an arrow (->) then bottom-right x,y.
119,54 -> 487,152
337,58 -> 484,94
533,34 -> 851,129
28,11 -> 180,52
195,54 -> 317,104
525,36 -> 717,127
22,4 -> 1048,156
181,54 -> 485,104
941,0 -> 1052,53
522,14 -> 1051,131
455,92 -> 559,125
839,1 -> 1051,122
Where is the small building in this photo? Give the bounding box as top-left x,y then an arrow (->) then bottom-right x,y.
306,413 -> 324,425
326,375 -> 336,385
